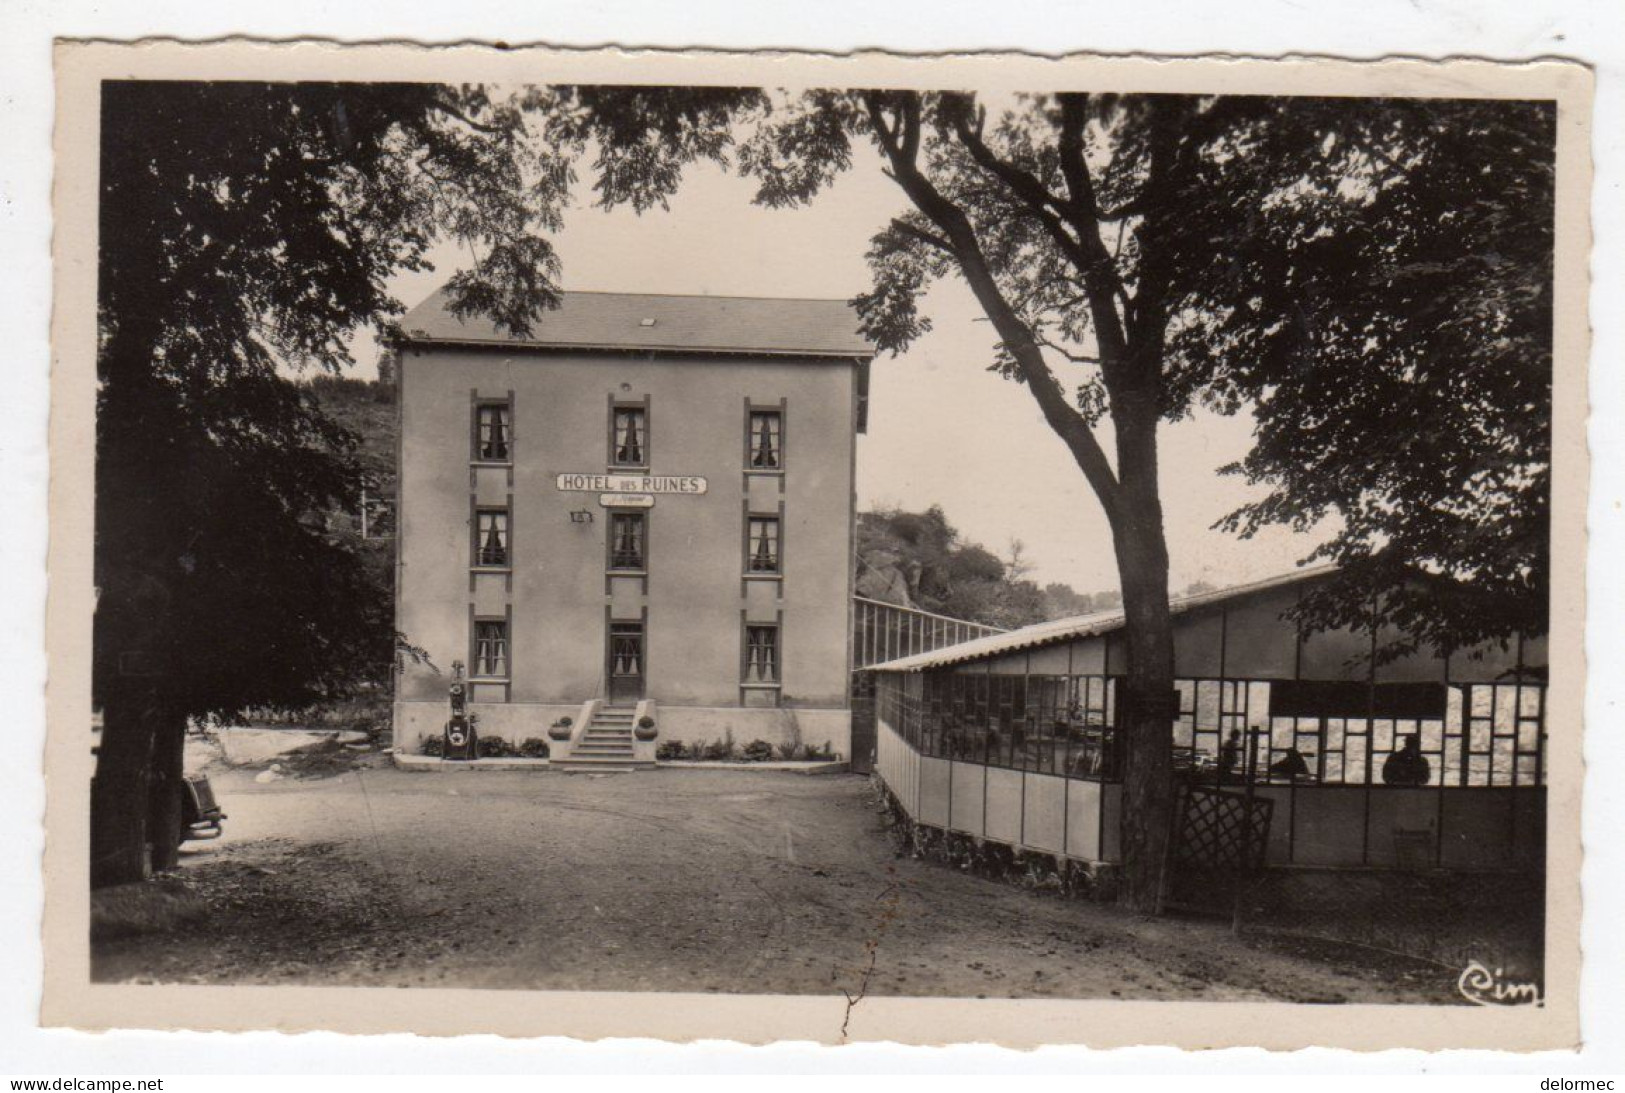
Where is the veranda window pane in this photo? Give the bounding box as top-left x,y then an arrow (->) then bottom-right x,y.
1519,686 -> 1542,718
1421,719 -> 1444,751
1195,681 -> 1221,731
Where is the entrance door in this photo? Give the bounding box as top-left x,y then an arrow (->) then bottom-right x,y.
607,621 -> 645,706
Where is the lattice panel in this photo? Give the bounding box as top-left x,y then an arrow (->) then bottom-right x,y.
1163,785 -> 1274,914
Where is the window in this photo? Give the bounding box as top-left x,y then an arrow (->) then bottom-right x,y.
609,622 -> 644,676
746,515 -> 781,573
474,404 -> 511,462
611,406 -> 647,467
474,509 -> 509,567
608,511 -> 646,570
747,410 -> 782,470
474,620 -> 509,677
745,625 -> 780,684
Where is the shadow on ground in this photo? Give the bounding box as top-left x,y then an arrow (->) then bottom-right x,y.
93,766 -> 1470,1005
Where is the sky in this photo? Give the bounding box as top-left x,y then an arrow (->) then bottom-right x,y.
367,148 -> 1329,594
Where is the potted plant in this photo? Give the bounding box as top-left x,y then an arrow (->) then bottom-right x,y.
547,716 -> 573,741
477,735 -> 512,759
634,714 -> 658,741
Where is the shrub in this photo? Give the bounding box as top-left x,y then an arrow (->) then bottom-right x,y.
637,714 -> 656,729
806,740 -> 837,761
742,739 -> 775,762
656,739 -> 686,761
775,741 -> 801,761
701,736 -> 735,762
518,737 -> 551,758
477,736 -> 512,759
420,734 -> 444,757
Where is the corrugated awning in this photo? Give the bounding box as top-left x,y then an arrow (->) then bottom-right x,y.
867,565 -> 1338,673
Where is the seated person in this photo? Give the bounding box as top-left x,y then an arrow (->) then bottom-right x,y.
1268,747 -> 1312,781
1218,728 -> 1243,781
1382,734 -> 1432,786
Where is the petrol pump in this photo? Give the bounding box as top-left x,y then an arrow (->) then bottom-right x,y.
443,660 -> 479,760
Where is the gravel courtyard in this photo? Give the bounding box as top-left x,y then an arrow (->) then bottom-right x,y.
93,760 -> 1458,1004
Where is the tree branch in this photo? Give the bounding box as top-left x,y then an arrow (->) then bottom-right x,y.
889,217 -> 956,256
860,91 -> 1124,521
429,98 -> 513,137
1052,94 -> 1134,361
1033,332 -> 1103,366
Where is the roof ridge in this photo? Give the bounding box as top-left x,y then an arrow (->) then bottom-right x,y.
401,282 -> 876,356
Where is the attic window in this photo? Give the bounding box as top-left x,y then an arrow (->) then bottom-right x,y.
639,318 -> 657,327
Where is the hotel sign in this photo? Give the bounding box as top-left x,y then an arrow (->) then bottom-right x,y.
555,473 -> 708,495
599,493 -> 655,509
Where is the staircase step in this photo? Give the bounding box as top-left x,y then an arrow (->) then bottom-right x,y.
552,756 -> 653,773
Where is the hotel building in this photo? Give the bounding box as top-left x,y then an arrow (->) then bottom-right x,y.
392,287 -> 874,763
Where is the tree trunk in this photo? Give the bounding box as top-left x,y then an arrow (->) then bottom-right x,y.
91,691 -> 188,886
90,696 -> 157,888
146,713 -> 187,873
1109,401 -> 1178,913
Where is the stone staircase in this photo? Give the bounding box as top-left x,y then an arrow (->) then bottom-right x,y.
551,706 -> 652,773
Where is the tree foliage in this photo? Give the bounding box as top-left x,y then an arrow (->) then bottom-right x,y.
95,81 -> 569,718
91,81 -> 578,883
856,506 -> 1049,629
720,91 -> 1552,655
1186,101 -> 1556,657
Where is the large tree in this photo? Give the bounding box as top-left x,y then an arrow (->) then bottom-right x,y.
92,81 -> 769,886
573,89 -> 1553,909
91,81 -> 571,885
1194,101 -> 1555,660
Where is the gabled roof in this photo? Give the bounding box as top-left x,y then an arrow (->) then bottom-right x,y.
868,565 -> 1338,673
400,286 -> 875,360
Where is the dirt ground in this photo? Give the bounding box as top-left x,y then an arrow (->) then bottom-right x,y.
94,760 -> 1463,1004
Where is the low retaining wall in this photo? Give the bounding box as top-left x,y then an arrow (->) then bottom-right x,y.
394,701 -> 579,756
394,701 -> 851,760
876,719 -> 1545,871
652,706 -> 850,759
